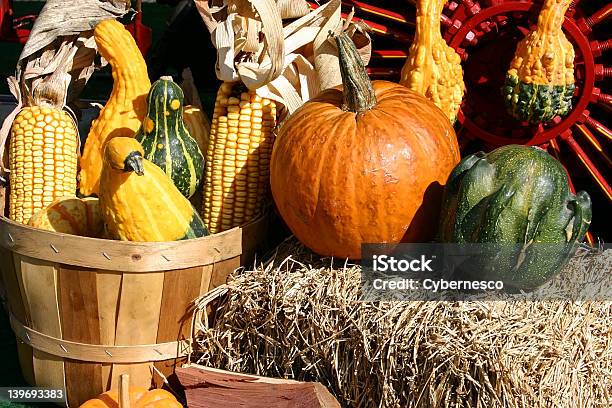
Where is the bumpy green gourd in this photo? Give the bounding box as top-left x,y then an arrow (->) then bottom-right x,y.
136,76 -> 204,198
503,0 -> 575,123
439,145 -> 592,290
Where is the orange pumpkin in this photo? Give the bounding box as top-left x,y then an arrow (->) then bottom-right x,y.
79,387 -> 182,408
270,33 -> 460,259
28,197 -> 105,237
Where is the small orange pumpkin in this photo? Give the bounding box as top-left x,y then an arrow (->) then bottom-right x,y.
28,197 -> 105,237
79,387 -> 182,408
270,33 -> 460,259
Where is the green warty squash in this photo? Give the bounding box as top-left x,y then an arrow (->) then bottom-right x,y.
439,145 -> 592,290
136,76 -> 204,198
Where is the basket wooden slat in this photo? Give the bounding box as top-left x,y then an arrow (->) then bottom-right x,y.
57,265 -> 104,406
153,266 -> 204,383
0,248 -> 35,385
0,210 -> 271,407
96,271 -> 122,391
15,255 -> 66,392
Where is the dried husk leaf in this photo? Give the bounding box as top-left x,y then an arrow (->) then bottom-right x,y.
276,0 -> 310,19
196,0 -> 372,119
18,0 -> 129,63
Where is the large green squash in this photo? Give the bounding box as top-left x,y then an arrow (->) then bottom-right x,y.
136,76 -> 204,198
439,145 -> 592,290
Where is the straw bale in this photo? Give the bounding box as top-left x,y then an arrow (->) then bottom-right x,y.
196,238 -> 612,408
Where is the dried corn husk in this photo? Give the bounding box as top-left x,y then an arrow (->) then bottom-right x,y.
0,0 -> 131,173
194,0 -> 371,117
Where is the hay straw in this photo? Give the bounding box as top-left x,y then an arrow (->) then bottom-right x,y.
196,238 -> 612,407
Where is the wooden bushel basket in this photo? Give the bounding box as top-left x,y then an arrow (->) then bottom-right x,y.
0,211 -> 269,407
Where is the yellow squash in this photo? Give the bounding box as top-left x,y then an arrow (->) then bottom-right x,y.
79,19 -> 151,196
99,137 -> 208,241
400,0 -> 465,123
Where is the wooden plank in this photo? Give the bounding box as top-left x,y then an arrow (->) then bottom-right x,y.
176,365 -> 340,408
111,271 -> 165,388
210,256 -> 241,290
1,250 -> 35,385
198,264 -> 214,297
0,216 -> 242,272
58,266 -> 104,407
16,255 -> 66,394
240,212 -> 270,266
153,266 -> 203,386
96,271 -> 123,391
205,257 -> 241,327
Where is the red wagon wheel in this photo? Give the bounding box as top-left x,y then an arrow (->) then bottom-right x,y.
340,0 -> 611,241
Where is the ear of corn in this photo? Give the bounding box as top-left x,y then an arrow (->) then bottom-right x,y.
9,106 -> 79,224
202,82 -> 276,234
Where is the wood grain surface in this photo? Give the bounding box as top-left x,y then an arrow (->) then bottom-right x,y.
176,365 -> 341,408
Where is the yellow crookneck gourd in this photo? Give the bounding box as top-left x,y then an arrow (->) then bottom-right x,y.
79,19 -> 151,196
400,0 -> 465,123
504,0 -> 575,123
99,137 -> 208,242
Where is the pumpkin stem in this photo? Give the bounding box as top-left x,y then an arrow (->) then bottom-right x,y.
334,33 -> 376,113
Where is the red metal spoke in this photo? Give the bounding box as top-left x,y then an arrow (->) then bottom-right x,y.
344,1 -> 414,25
577,3 -> 612,33
590,39 -> 612,57
371,50 -> 408,59
594,64 -> 612,81
308,2 -> 412,43
574,124 -> 612,168
592,90 -> 612,108
561,132 -> 612,201
548,138 -> 562,161
584,116 -> 612,142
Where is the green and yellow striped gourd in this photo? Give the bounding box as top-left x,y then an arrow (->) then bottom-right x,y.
136,76 -> 204,198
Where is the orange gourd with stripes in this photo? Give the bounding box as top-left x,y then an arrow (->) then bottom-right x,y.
28,197 -> 104,237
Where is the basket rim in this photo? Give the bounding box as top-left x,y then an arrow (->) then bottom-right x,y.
0,214 -> 265,272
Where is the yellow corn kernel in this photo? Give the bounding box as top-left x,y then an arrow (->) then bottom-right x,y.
8,106 -> 79,224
